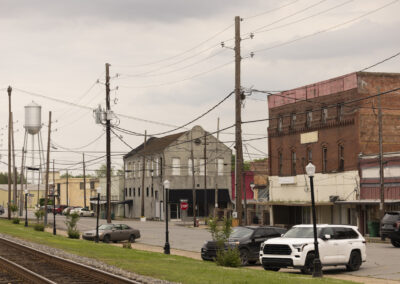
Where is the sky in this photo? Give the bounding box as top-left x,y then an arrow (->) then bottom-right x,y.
0,0 -> 399,178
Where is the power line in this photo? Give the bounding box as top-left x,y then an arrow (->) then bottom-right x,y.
360,51 -> 400,71
244,0 -> 300,20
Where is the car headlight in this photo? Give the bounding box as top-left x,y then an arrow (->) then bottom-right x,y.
292,243 -> 308,252
260,242 -> 266,250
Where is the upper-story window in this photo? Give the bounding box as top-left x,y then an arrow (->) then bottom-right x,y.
307,148 -> 312,163
188,159 -> 195,176
155,158 -> 159,176
199,158 -> 206,176
138,162 -> 141,177
321,107 -> 328,124
322,146 -> 328,173
291,151 -> 296,176
290,113 -> 296,129
306,110 -> 312,128
278,116 -> 283,132
172,158 -> 180,176
127,162 -> 131,178
338,144 -> 344,172
217,159 -> 224,176
337,103 -> 344,121
278,151 -> 283,176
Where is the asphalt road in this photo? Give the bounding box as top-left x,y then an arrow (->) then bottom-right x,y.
19,212 -> 400,281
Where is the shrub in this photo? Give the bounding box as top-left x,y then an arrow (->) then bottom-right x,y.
12,218 -> 20,224
67,230 -> 80,239
9,204 -> 18,218
123,242 -> 132,249
34,209 -> 45,223
216,247 -> 241,267
34,223 -> 45,231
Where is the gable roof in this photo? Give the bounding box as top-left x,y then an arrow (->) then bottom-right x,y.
124,131 -> 186,159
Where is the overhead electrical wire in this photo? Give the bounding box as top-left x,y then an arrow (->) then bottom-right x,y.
244,0 -> 300,20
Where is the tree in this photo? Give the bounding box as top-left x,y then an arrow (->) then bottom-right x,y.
0,172 -> 26,184
95,164 -> 114,178
231,155 -> 251,172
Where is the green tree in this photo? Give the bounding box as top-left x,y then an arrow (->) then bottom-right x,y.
231,155 -> 251,172
95,164 -> 115,177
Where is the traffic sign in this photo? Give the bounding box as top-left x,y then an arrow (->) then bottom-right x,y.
180,202 -> 188,211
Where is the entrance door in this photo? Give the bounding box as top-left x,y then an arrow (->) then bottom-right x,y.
170,203 -> 181,220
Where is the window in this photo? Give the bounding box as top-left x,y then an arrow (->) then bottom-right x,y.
146,187 -> 149,197
80,182 -> 84,190
278,116 -> 283,132
90,181 -> 95,189
146,161 -> 150,177
172,158 -> 180,176
338,144 -> 344,171
322,147 -> 327,173
125,188 -> 127,197
133,188 -> 136,197
290,113 -> 296,129
133,163 -> 136,178
306,110 -> 312,128
218,159 -> 224,176
138,162 -> 141,177
199,158 -> 206,176
151,186 -> 154,197
155,158 -> 159,176
155,190 -> 158,200
188,159 -> 195,176
307,148 -> 312,163
129,188 -> 132,197
127,162 -> 131,178
160,157 -> 163,176
291,151 -> 296,176
138,187 -> 140,197
337,103 -> 344,121
278,151 -> 283,176
321,107 -> 328,123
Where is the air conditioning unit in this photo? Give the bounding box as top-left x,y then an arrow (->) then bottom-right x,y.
329,195 -> 339,203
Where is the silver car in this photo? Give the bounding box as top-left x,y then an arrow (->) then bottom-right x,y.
82,224 -> 140,243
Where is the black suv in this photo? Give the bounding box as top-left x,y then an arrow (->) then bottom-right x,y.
201,226 -> 287,265
381,211 -> 400,247
0,205 -> 4,215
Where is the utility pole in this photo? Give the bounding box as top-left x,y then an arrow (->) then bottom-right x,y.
11,113 -> 18,210
7,86 -> 12,219
378,87 -> 385,235
204,132 -> 207,218
105,63 -> 112,223
83,153 -> 87,209
214,118 -> 220,217
234,16 -> 244,225
52,160 -> 55,201
44,111 -> 51,225
141,131 -> 147,219
19,146 -> 26,217
191,146 -> 197,227
66,170 -> 69,206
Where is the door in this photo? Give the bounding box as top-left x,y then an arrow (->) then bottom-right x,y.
170,203 -> 180,220
120,224 -> 131,241
319,227 -> 339,264
332,227 -> 351,263
249,228 -> 267,259
113,224 -> 124,241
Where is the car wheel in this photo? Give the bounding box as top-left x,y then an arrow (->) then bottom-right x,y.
263,265 -> 280,271
391,239 -> 400,248
80,213 -> 83,217
301,252 -> 315,275
239,248 -> 250,266
346,250 -> 362,271
103,235 -> 110,243
129,235 -> 136,243
248,260 -> 257,265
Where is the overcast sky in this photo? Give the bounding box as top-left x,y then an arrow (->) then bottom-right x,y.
0,0 -> 399,177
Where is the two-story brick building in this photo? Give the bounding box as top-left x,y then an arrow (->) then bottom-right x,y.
123,125 -> 232,220
267,72 -> 400,229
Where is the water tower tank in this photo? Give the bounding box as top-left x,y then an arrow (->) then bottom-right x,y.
24,101 -> 42,135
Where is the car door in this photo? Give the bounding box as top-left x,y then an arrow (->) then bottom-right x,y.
249,228 -> 267,259
114,224 -> 123,241
332,227 -> 350,263
319,227 -> 338,264
120,224 -> 130,241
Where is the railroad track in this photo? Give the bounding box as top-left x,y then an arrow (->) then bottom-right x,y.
0,237 -> 141,284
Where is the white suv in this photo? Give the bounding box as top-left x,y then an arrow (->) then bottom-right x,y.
259,224 -> 366,274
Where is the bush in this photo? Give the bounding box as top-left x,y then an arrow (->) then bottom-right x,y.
67,230 -> 80,239
9,204 -> 18,218
34,209 -> 45,223
34,223 -> 45,231
12,218 -> 20,224
216,247 -> 241,267
122,242 -> 132,249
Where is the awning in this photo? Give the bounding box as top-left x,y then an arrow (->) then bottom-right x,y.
335,199 -> 400,205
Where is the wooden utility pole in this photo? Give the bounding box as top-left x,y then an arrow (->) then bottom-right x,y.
203,132 -> 207,218
378,87 -> 385,226
214,118 -> 220,217
141,131 -> 147,219
191,145 -> 197,227
234,16 -> 244,225
11,113 -> 18,209
105,63 -> 112,223
66,170 -> 69,206
7,86 -> 12,219
83,153 -> 87,209
44,111 -> 51,225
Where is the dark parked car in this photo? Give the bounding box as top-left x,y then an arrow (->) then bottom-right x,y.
381,211 -> 400,247
201,226 -> 287,265
82,224 -> 141,243
0,205 -> 4,215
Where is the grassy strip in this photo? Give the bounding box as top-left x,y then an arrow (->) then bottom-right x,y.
0,219 -> 352,284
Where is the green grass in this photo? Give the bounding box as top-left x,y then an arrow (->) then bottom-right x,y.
0,219 -> 352,284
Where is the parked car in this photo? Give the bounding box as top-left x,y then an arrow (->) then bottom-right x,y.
62,206 -> 76,215
82,224 -> 141,243
259,224 -> 366,274
40,205 -> 54,213
381,211 -> 400,247
51,205 -> 68,215
70,207 -> 94,217
0,205 -> 4,215
201,226 -> 287,265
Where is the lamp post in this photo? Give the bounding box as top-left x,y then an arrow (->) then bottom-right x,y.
95,187 -> 101,243
305,162 -> 323,278
24,189 -> 28,227
250,182 -> 255,224
163,180 -> 170,254
51,186 -> 57,235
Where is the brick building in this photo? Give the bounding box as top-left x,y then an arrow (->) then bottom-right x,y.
267,72 -> 400,230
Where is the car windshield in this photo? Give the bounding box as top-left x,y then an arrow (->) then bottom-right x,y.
383,212 -> 400,223
230,227 -> 254,239
283,227 -> 322,238
98,224 -> 114,230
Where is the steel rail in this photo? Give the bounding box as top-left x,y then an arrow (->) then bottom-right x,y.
0,237 -> 142,284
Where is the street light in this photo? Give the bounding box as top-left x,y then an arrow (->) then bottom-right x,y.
24,189 -> 28,227
51,187 -> 57,235
163,180 -> 170,254
95,187 -> 101,243
305,162 -> 323,278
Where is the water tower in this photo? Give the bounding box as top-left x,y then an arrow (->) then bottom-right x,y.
23,101 -> 45,184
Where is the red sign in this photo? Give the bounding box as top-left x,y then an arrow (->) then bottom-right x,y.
180,202 -> 188,210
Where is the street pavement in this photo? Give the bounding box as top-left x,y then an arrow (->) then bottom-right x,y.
12,212 -> 400,281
